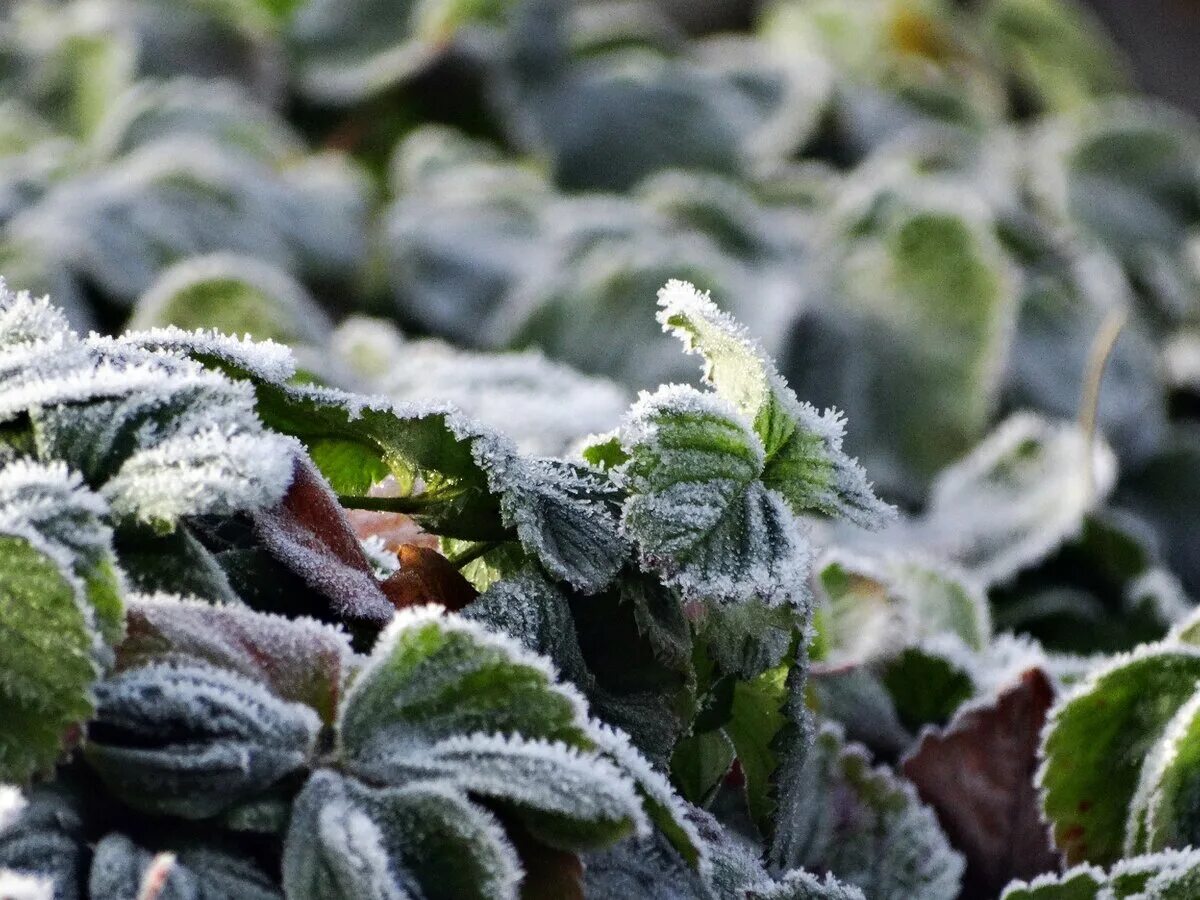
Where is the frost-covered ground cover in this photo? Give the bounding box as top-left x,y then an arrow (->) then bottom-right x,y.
5,0 -> 1200,898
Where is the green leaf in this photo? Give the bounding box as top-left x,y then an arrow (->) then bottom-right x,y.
657,280 -> 893,529
982,0 -> 1128,113
1125,691 -> 1200,855
0,459 -> 124,782
1000,848 -> 1200,899
129,254 -> 332,346
771,724 -> 964,900
338,606 -> 659,853
132,330 -> 626,592
283,769 -> 522,900
880,643 -> 975,730
84,663 -> 320,819
816,552 -> 990,663
0,535 -> 98,783
616,384 -> 809,607
1038,647 -> 1200,864
671,730 -> 735,807
724,664 -> 790,829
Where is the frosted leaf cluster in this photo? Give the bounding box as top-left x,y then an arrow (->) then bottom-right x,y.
0,282 -> 298,527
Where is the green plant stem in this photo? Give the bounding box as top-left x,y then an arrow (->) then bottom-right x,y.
1078,306 -> 1128,500
446,541 -> 501,569
337,494 -> 437,514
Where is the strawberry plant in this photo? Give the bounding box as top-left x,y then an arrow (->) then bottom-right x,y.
5,0 -> 1200,897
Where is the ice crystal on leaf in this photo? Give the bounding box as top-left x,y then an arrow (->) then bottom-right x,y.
0,283 -> 299,530
657,279 -> 895,530
616,384 -> 810,607
0,458 -> 122,782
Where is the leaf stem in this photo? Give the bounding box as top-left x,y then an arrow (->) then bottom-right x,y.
1077,306 -> 1128,500
337,494 -> 437,514
446,541 -> 501,569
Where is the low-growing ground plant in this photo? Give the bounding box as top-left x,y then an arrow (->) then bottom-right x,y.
6,1 -> 1200,898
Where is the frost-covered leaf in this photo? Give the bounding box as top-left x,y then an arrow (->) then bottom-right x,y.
1124,689 -> 1200,856
1000,848 -> 1200,899
7,137 -> 367,305
879,640 -> 977,730
567,568 -> 695,767
815,550 -> 990,664
0,784 -> 87,900
85,663 -> 320,819
500,4 -> 826,191
334,322 -> 630,457
88,833 -> 282,900
0,286 -> 299,529
463,566 -> 591,688
288,0 -> 510,102
382,128 -> 552,343
784,185 -> 1019,498
253,456 -> 398,627
615,384 -> 809,607
130,254 -> 332,347
901,668 -> 1060,898
91,77 -> 302,165
981,0 -> 1128,113
657,280 -> 892,529
0,460 -> 121,781
1038,647 -> 1200,864
771,723 -> 964,900
1029,100 -> 1200,323
338,607 -> 646,848
283,769 -> 521,900
135,330 -> 628,592
117,592 -> 354,725
916,414 -> 1117,585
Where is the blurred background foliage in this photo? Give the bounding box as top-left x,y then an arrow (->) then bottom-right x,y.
3,0 -> 1200,656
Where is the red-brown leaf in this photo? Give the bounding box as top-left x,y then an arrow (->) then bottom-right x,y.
381,544 -> 478,612
900,668 -> 1062,899
254,457 -> 395,626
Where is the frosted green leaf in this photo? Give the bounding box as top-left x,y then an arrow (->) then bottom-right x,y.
1000,848 -> 1200,899
785,188 -> 1019,497
85,663 -> 320,819
1029,100 -> 1200,322
981,0 -> 1128,112
0,459 -> 122,782
91,77 -> 303,165
283,769 -> 521,900
616,384 -> 810,607
657,280 -> 893,529
336,325 -> 630,457
130,254 -> 333,347
1124,690 -> 1200,855
134,329 -> 628,591
8,137 -> 367,304
918,414 -> 1117,585
816,550 -> 990,664
771,723 -> 964,900
463,567 -> 592,688
289,0 -> 510,102
339,606 -> 658,852
88,833 -> 281,900
1000,866 -> 1104,899
382,129 -> 550,343
0,285 -> 299,530
0,458 -> 123,646
1038,647 -> 1200,864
